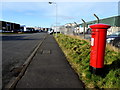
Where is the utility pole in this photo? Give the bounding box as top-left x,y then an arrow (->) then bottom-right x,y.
49,2 -> 58,37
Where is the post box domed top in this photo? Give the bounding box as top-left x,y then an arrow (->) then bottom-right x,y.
90,24 -> 111,29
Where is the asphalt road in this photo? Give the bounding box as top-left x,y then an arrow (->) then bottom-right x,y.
2,32 -> 47,87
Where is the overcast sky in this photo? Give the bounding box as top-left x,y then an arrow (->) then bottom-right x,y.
1,1 -> 119,27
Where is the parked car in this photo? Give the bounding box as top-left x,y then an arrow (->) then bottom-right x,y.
106,31 -> 120,48
0,30 -> 2,32
86,28 -> 91,34
48,29 -> 54,34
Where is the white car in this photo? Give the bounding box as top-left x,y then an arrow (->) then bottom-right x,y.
48,29 -> 54,34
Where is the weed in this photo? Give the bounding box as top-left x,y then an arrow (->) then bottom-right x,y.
54,34 -> 120,88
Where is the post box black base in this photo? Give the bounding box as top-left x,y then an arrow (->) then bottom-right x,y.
89,66 -> 104,75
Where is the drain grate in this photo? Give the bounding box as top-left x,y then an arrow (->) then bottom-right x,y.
40,50 -> 51,54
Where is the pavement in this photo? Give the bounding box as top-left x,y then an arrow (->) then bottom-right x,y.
16,34 -> 84,88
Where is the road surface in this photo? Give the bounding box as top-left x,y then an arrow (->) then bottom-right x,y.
2,32 -> 47,87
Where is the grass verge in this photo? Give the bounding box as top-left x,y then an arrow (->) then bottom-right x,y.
54,34 -> 120,88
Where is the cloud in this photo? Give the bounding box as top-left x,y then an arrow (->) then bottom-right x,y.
59,15 -> 77,20
0,2 -> 2,19
1,1 -> 118,27
2,2 -> 57,18
2,2 -> 46,12
2,2 -> 118,18
2,0 -> 120,2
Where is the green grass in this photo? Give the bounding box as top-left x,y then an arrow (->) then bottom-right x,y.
54,34 -> 120,88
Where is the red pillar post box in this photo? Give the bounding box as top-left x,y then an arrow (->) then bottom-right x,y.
89,24 -> 111,75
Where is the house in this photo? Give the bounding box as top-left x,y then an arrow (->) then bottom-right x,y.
0,21 -> 20,32
61,15 -> 120,35
83,15 -> 120,35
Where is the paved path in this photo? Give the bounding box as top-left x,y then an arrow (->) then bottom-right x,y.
16,35 -> 84,88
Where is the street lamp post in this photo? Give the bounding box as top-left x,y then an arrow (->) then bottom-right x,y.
49,2 -> 58,36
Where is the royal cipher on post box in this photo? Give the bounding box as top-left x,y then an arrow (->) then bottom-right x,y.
89,24 -> 111,75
